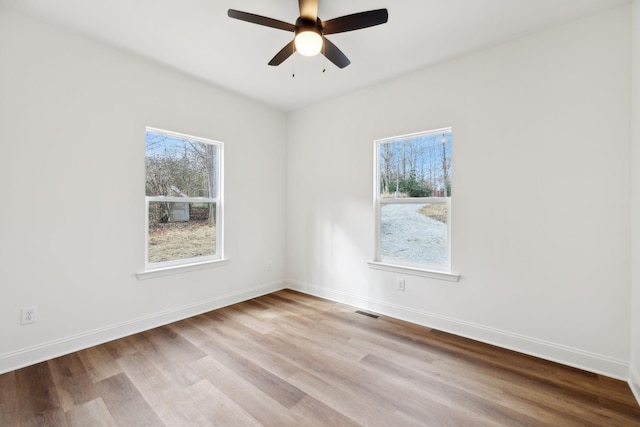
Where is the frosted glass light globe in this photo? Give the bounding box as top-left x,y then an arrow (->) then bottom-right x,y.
295,30 -> 323,56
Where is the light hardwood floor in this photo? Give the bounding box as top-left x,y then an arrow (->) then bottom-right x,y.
1,289 -> 639,426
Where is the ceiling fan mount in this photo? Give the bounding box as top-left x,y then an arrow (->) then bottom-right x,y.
228,0 -> 388,69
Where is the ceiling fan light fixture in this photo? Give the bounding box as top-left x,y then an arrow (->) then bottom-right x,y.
228,3 -> 388,68
294,28 -> 323,56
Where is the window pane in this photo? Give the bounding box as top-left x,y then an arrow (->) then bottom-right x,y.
380,203 -> 448,266
145,130 -> 218,198
379,132 -> 451,198
148,202 -> 216,263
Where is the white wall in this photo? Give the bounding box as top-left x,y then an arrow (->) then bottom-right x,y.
630,0 -> 640,402
287,6 -> 632,379
0,8 -> 287,373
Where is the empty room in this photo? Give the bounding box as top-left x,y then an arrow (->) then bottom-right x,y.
1,0 -> 639,425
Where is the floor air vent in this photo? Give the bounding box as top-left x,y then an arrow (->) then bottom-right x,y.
355,310 -> 379,319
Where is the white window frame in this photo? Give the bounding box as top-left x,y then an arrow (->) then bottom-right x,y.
371,128 -> 458,281
140,127 -> 225,277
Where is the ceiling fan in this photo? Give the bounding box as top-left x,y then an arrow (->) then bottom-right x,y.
227,0 -> 388,69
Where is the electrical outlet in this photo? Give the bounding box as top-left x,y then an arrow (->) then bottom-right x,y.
267,262 -> 273,272
396,278 -> 406,291
21,306 -> 38,325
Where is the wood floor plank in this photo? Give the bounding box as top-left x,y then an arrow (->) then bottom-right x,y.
288,395 -> 361,427
286,370 -> 380,425
199,338 -> 307,409
103,334 -> 139,360
351,314 -> 634,423
128,328 -> 204,389
0,370 -> 16,400
115,351 -> 232,427
268,326 -> 499,426
167,317 -> 215,347
0,402 -> 17,427
191,355 -> 303,426
48,352 -> 99,411
348,334 -> 601,426
1,289 -> 638,426
131,326 -> 206,368
64,398 -> 118,427
176,378 -> 263,427
115,351 -> 173,400
76,344 -> 122,383
199,317 -> 301,380
221,304 -> 279,335
288,367 -> 482,427
14,361 -> 67,426
361,352 -> 564,427
0,371 -> 18,427
415,334 -> 640,425
268,309 -> 370,362
95,372 -> 164,427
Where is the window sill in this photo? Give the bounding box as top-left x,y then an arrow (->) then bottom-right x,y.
137,258 -> 230,280
367,261 -> 460,282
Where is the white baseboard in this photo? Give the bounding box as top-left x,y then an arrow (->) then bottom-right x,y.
0,281 -> 285,375
630,364 -> 640,406
3,279 -> 634,391
287,280 -> 630,381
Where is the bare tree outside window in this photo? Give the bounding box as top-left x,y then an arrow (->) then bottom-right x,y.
145,128 -> 222,266
379,132 -> 451,199
376,129 -> 452,269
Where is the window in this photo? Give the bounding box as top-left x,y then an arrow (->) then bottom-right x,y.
144,127 -> 223,270
374,128 -> 452,272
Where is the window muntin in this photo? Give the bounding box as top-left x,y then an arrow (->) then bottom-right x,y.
375,128 -> 452,271
145,127 -> 223,269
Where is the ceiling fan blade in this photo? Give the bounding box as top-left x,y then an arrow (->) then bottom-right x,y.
323,38 -> 350,69
322,9 -> 388,35
228,9 -> 295,32
298,0 -> 318,22
268,40 -> 296,66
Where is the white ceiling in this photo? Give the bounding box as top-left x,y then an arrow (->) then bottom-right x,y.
1,0 -> 629,111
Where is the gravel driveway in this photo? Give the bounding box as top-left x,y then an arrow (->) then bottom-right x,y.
381,203 -> 447,265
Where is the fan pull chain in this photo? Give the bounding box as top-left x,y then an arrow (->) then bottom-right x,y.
322,38 -> 326,73
292,41 -> 296,78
